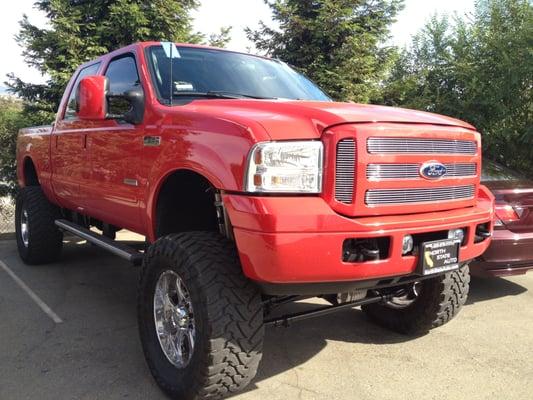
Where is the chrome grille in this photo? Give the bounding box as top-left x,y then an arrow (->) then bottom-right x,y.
367,138 -> 476,155
367,163 -> 477,180
335,139 -> 356,203
365,185 -> 475,206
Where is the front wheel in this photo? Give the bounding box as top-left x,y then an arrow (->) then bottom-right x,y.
362,265 -> 470,335
138,232 -> 264,400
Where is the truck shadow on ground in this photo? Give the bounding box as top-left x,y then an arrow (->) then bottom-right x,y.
467,276 -> 527,304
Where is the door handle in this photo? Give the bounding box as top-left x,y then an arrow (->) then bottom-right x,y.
83,134 -> 87,149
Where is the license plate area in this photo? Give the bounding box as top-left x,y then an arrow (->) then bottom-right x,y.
418,238 -> 461,276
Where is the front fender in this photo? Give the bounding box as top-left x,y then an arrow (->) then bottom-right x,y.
142,118 -> 267,240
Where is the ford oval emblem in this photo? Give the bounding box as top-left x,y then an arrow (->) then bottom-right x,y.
420,162 -> 447,180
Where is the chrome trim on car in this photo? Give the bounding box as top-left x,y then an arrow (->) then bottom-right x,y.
335,139 -> 356,204
367,163 -> 477,180
365,185 -> 476,206
367,138 -> 477,155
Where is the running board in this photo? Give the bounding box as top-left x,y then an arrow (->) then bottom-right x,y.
55,219 -> 144,266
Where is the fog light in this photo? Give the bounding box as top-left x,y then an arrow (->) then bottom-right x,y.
448,228 -> 465,243
402,235 -> 414,255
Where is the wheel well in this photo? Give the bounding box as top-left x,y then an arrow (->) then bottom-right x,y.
155,170 -> 220,238
23,158 -> 39,186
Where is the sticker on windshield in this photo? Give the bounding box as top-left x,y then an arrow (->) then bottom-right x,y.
161,42 -> 181,58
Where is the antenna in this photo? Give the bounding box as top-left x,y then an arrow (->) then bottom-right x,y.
169,42 -> 173,105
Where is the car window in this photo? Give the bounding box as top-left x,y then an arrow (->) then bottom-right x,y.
105,55 -> 141,94
64,62 -> 101,120
105,55 -> 142,116
146,45 -> 330,104
482,159 -> 525,181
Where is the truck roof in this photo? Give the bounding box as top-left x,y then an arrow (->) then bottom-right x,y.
78,41 -> 271,71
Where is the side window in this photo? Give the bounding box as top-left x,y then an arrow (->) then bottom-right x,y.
105,55 -> 142,116
64,63 -> 101,120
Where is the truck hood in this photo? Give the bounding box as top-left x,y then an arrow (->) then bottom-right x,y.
184,99 -> 476,140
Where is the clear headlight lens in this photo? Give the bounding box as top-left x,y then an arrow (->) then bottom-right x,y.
245,141 -> 323,193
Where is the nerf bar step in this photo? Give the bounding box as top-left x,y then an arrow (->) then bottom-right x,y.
55,219 -> 144,266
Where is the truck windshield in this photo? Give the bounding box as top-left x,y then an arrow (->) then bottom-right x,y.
146,45 -> 331,104
482,159 -> 526,182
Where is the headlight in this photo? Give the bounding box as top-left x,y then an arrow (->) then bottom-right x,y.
245,141 -> 323,193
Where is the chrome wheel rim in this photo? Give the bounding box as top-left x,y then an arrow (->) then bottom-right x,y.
153,270 -> 195,368
20,208 -> 29,247
386,281 -> 422,309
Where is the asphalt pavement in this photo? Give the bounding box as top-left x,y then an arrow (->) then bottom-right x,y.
0,236 -> 532,400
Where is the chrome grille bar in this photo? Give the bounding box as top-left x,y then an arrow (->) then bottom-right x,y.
365,185 -> 475,205
335,139 -> 356,203
367,138 -> 476,155
367,163 -> 477,180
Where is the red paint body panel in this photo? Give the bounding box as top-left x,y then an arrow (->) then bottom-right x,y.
16,42 -> 495,287
470,175 -> 533,277
470,228 -> 533,277
224,187 -> 493,282
322,124 -> 481,217
77,76 -> 107,120
16,126 -> 57,204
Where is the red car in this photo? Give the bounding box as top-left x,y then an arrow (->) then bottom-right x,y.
470,159 -> 533,277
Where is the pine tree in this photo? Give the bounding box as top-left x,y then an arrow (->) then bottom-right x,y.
6,0 -> 231,119
246,0 -> 403,102
379,0 -> 533,176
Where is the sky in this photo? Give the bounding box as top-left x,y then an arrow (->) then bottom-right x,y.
0,0 -> 475,90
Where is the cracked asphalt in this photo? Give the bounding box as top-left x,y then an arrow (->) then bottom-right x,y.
1,236 -> 532,400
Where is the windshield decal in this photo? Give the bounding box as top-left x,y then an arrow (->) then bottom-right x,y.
160,42 -> 181,59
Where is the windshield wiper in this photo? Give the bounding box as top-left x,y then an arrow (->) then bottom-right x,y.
171,91 -> 276,100
207,91 -> 277,100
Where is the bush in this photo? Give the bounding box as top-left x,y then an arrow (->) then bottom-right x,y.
0,98 -> 24,196
0,98 -> 53,196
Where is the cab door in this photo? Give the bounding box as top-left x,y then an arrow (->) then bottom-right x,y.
52,62 -> 101,212
84,53 -> 145,232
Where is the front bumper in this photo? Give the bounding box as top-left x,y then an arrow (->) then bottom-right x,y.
223,187 -> 494,285
470,229 -> 533,277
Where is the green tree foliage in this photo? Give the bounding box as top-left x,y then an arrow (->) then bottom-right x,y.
0,99 -> 45,196
379,0 -> 532,176
6,0 -> 231,120
246,0 -> 404,102
0,98 -> 54,196
206,26 -> 233,48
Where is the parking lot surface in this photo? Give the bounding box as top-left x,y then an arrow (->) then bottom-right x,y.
1,237 -> 532,400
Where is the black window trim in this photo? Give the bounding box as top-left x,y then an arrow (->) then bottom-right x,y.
62,61 -> 101,120
102,51 -> 146,125
103,51 -> 144,96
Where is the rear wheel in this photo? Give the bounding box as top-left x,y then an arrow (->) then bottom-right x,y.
362,265 -> 470,335
15,186 -> 63,264
138,232 -> 264,400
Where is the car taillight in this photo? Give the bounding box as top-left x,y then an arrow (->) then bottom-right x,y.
494,204 -> 520,226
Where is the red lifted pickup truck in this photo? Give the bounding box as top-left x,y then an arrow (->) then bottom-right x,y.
16,42 -> 494,400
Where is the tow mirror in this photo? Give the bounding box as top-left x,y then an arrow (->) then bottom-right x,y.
107,87 -> 145,125
76,75 -> 145,125
76,75 -> 107,120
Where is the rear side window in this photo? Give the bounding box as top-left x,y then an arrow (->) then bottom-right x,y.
64,62 -> 101,119
105,55 -> 142,116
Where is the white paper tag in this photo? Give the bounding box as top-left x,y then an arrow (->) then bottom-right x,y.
161,42 -> 181,58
